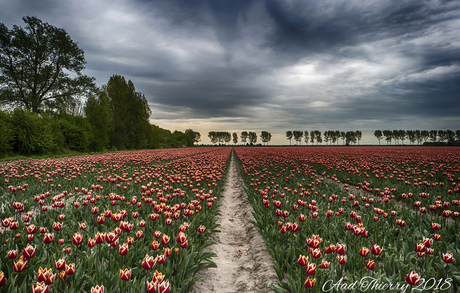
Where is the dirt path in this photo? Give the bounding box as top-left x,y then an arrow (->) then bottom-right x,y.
191,150 -> 278,293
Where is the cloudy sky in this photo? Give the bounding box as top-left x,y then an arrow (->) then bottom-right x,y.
1,0 -> 459,144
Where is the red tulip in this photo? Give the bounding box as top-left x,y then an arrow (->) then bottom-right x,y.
13,256 -> 27,272
161,234 -> 170,246
31,282 -> 49,293
336,243 -> 346,255
0,271 -> 5,287
87,238 -> 96,248
52,222 -> 62,231
406,271 -> 421,286
197,225 -> 206,233
72,232 -> 84,246
79,222 -> 87,230
65,263 -> 75,275
434,234 -> 441,241
95,232 -> 105,244
118,243 -> 129,255
304,277 -> 316,288
142,254 -> 157,270
91,285 -> 104,293
26,224 -> 37,234
442,253 -> 453,263
311,248 -> 321,259
7,249 -> 18,259
146,280 -> 157,293
120,268 -> 131,281
154,231 -> 162,238
158,280 -> 171,293
371,244 -> 383,256
306,263 -> 316,275
23,243 -> 37,259
135,230 -> 143,239
320,259 -> 330,269
431,223 -> 441,230
366,259 -> 375,270
337,255 -> 347,265
297,255 -> 308,266
55,258 -> 65,270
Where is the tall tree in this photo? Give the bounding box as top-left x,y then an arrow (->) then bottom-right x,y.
304,131 -> 309,145
260,131 -> 272,145
310,131 -> 316,145
345,131 -> 356,145
429,130 -> 438,143
105,75 -> 151,150
383,130 -> 392,145
248,132 -> 257,144
340,131 -> 346,145
374,130 -> 383,145
241,131 -> 248,144
0,16 -> 96,113
355,130 -> 362,145
232,132 -> 238,145
293,131 -> 303,145
84,89 -> 113,150
286,131 -> 293,145
185,129 -> 201,144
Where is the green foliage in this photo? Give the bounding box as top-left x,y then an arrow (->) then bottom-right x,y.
0,16 -> 96,113
0,110 -> 14,155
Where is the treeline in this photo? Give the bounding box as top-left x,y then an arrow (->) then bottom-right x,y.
208,131 -> 272,145
374,130 -> 460,145
0,75 -> 200,157
286,130 -> 362,145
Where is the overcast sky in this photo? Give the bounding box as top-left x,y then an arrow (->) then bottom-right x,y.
1,0 -> 459,144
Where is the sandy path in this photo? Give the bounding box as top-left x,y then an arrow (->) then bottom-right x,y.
191,150 -> 278,293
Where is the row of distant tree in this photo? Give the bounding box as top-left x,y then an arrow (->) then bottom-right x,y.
374,130 -> 460,145
286,130 -> 363,145
208,131 -> 272,145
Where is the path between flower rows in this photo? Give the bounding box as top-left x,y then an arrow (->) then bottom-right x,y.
191,150 -> 278,293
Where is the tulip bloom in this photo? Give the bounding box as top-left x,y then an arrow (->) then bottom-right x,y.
406,271 -> 421,286
366,259 -> 375,270
31,282 -> 49,293
151,240 -> 160,251
65,263 -> 75,275
423,237 -> 433,248
337,255 -> 347,265
431,223 -> 441,230
442,253 -> 453,263
146,280 -> 157,293
91,285 -> 104,293
197,225 -> 206,233
87,238 -> 96,248
13,256 -> 28,272
55,258 -> 66,271
304,277 -> 316,288
72,232 -> 84,246
321,259 -> 330,269
371,244 -> 383,256
336,243 -> 346,255
434,234 -> 441,241
158,280 -> 171,293
52,222 -> 62,231
119,243 -> 129,255
26,224 -> 37,234
0,271 -> 5,287
161,234 -> 170,246
23,243 -> 37,259
311,248 -> 321,259
120,268 -> 131,281
297,255 -> 308,266
359,247 -> 370,257
7,249 -> 18,259
152,271 -> 165,283
142,254 -> 157,270
135,230 -> 143,239
306,263 -> 316,275
95,232 -> 106,244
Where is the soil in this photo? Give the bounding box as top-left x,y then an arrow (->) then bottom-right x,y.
191,150 -> 278,293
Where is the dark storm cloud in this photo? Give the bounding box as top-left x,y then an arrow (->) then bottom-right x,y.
1,0 -> 460,143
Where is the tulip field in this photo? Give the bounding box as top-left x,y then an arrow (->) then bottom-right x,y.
234,146 -> 460,293
0,148 -> 230,293
1,146 -> 460,293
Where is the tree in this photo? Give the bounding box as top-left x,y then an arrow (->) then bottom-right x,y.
105,75 -> 152,150
0,16 -> 96,113
456,130 -> 460,142
355,130 -> 362,145
241,131 -> 248,144
374,130 -> 383,145
383,130 -> 392,145
248,132 -> 257,144
286,131 -> 293,145
429,130 -> 438,143
304,131 -> 309,145
345,131 -> 356,145
399,130 -> 407,145
340,131 -> 346,145
260,131 -> 272,145
438,130 -> 446,143
313,130 -> 321,145
185,129 -> 201,144
232,132 -> 238,145
293,131 -> 303,145
310,131 -> 316,145
84,89 -> 113,151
